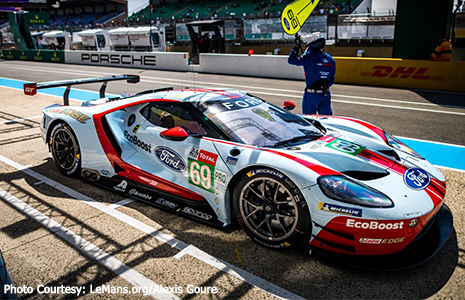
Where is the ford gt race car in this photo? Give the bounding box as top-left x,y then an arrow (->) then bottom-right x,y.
24,75 -> 453,270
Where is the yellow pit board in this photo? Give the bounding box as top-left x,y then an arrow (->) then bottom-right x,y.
281,0 -> 319,35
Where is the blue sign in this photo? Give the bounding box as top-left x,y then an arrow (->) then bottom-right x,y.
226,156 -> 238,165
403,168 -> 431,190
155,147 -> 186,172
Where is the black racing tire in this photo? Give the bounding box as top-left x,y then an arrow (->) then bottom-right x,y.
49,122 -> 81,177
233,167 -> 311,249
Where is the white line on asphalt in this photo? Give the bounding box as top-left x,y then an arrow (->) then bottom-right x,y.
2,65 -> 465,110
398,136 -> 465,149
108,198 -> 135,209
0,188 -> 180,300
0,154 -> 305,300
0,115 -> 42,124
172,244 -> 305,300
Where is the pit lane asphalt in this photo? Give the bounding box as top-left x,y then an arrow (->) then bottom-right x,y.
0,60 -> 464,299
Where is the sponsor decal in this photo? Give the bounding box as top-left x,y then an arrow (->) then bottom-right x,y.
188,150 -> 218,193
220,97 -> 262,111
318,202 -> 362,217
311,116 -> 329,120
24,85 -> 37,95
114,180 -> 127,192
188,147 -> 200,159
346,219 -> 404,230
326,138 -> 365,156
100,169 -> 110,176
47,108 -> 63,113
359,237 -> 406,244
155,198 -> 178,209
81,53 -> 156,66
132,125 -> 140,133
59,108 -> 91,124
361,66 -> 444,81
307,140 -> 326,151
403,168 -> 431,190
155,147 -> 187,172
214,170 -> 228,187
129,188 -> 152,200
182,207 -> 212,220
124,130 -> 153,153
359,238 -> 382,244
226,156 -> 238,165
197,150 -> 218,165
247,168 -> 286,180
318,135 -> 336,143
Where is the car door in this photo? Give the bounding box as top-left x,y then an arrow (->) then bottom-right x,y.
124,101 -> 231,206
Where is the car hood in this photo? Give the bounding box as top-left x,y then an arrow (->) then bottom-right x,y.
283,135 -> 445,218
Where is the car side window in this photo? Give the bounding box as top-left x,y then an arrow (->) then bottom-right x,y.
141,102 -> 208,135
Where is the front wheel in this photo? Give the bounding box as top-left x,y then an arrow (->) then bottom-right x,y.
233,168 -> 311,249
49,122 -> 81,176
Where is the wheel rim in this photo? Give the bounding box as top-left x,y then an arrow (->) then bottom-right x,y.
52,128 -> 77,171
239,177 -> 298,242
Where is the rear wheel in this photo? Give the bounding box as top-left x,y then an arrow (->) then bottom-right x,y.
49,122 -> 81,176
233,168 -> 311,249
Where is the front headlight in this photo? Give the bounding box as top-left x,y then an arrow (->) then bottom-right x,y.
384,131 -> 423,160
318,175 -> 393,208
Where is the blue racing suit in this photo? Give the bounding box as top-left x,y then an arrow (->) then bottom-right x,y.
288,47 -> 336,115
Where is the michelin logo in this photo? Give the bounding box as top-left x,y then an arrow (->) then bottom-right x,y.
319,202 -> 362,217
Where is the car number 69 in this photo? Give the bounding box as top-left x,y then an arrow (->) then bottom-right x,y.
190,161 -> 212,190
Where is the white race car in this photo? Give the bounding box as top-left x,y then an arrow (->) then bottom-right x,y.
25,74 -> 453,270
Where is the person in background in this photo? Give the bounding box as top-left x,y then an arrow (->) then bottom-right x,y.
288,33 -> 336,115
430,35 -> 452,61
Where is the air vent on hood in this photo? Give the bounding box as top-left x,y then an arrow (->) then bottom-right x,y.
342,170 -> 390,181
378,149 -> 401,161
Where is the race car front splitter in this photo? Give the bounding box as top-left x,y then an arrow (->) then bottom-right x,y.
312,204 -> 454,271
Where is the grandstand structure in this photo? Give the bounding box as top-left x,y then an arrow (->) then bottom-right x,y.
22,0 -> 127,30
129,0 -> 362,24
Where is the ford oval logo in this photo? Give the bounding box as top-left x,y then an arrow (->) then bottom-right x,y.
403,168 -> 430,190
155,147 -> 186,172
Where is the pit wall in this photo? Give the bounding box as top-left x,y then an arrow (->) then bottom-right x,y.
198,54 -> 465,93
2,49 -> 464,92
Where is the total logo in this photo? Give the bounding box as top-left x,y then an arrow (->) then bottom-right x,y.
198,150 -> 218,166
346,219 -> 404,230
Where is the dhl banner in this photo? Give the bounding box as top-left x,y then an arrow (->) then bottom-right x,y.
334,57 -> 465,93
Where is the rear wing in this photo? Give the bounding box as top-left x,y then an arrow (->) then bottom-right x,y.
23,74 -> 140,105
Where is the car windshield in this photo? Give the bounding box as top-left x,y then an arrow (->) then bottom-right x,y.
194,94 -> 322,147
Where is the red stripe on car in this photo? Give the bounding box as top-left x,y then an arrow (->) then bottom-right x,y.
334,117 -> 387,143
93,102 -> 205,202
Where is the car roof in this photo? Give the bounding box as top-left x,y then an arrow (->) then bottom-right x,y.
155,88 -> 250,103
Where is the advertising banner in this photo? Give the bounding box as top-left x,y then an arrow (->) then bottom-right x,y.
65,51 -> 190,71
2,49 -> 65,63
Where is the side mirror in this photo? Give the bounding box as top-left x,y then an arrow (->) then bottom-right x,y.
283,101 -> 296,111
160,127 -> 189,141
